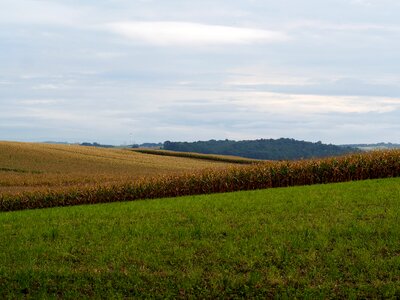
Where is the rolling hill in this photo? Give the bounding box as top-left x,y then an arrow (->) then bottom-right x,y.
1,178 -> 399,298
163,138 -> 357,160
0,141 -> 235,195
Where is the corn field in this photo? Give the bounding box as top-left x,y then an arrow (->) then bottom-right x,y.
131,149 -> 259,164
1,150 -> 400,212
0,141 -> 234,194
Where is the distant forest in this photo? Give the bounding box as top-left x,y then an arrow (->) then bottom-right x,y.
163,138 -> 357,160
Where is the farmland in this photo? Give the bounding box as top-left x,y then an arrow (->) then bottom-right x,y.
1,141 -> 400,298
1,143 -> 399,212
1,178 -> 399,298
0,141 -> 235,195
131,148 -> 260,164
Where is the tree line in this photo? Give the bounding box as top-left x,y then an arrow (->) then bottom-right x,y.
163,138 -> 357,160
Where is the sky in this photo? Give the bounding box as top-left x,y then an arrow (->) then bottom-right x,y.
1,0 -> 400,145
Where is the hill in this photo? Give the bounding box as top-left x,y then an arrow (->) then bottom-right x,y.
163,138 -> 356,160
2,148 -> 399,212
0,141 -> 235,195
343,142 -> 400,151
1,178 -> 399,298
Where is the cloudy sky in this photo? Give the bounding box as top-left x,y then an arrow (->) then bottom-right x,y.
1,0 -> 400,144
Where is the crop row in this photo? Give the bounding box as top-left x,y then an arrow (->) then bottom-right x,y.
131,148 -> 258,164
1,150 -> 400,212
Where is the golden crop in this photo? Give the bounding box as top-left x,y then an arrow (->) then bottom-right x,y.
131,149 -> 259,164
0,141 -> 234,195
1,145 -> 399,212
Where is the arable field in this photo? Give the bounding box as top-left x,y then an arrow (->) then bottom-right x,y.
2,145 -> 399,212
0,142 -> 235,195
1,178 -> 399,298
131,148 -> 260,164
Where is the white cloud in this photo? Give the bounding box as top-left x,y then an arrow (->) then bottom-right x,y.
106,21 -> 289,46
1,1 -> 400,144
230,92 -> 400,114
19,99 -> 64,105
351,0 -> 373,6
94,52 -> 126,59
151,87 -> 400,115
32,84 -> 62,90
225,72 -> 314,87
0,0 -> 85,27
286,20 -> 400,33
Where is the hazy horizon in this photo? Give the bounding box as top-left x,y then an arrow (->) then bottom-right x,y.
1,0 -> 400,145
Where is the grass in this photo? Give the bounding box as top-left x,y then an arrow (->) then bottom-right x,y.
1,178 -> 399,298
0,141 -> 234,194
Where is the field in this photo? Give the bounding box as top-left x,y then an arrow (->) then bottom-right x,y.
131,148 -> 260,164
1,143 -> 399,212
0,142 -> 235,195
1,178 -> 399,298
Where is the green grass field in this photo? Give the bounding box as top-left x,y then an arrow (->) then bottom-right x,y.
1,178 -> 399,298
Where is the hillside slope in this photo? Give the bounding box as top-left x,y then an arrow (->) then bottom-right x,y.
164,138 -> 357,160
1,178 -> 399,298
0,142 -> 234,194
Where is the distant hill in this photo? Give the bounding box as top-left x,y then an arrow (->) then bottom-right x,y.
342,142 -> 400,151
79,142 -> 163,149
43,141 -> 72,145
163,138 -> 357,160
80,142 -> 115,148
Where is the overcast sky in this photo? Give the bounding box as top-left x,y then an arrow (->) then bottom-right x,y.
1,0 -> 400,144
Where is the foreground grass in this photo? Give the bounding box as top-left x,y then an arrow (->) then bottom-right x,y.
1,178 -> 399,298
